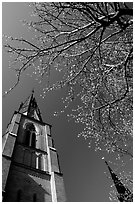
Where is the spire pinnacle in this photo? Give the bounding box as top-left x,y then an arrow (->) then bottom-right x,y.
18,89 -> 42,122
31,88 -> 35,99
32,89 -> 34,94
105,161 -> 133,202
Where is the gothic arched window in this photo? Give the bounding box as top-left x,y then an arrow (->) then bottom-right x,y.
24,123 -> 36,148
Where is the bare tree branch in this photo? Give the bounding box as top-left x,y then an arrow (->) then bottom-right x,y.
3,2 -> 133,160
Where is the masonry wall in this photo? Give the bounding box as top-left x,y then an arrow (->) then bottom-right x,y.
3,164 -> 52,202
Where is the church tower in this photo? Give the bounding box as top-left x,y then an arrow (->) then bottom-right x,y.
2,91 -> 66,202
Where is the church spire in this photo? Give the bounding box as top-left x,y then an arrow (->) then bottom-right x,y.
18,90 -> 42,122
105,161 -> 133,202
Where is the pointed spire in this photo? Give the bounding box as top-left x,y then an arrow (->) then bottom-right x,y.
27,89 -> 42,121
18,90 -> 43,122
105,161 -> 133,202
29,88 -> 35,102
31,88 -> 35,99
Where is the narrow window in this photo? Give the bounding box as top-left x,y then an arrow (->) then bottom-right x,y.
31,132 -> 36,148
38,154 -> 45,171
17,189 -> 22,201
33,193 -> 37,202
24,123 -> 36,148
38,154 -> 42,170
25,130 -> 30,146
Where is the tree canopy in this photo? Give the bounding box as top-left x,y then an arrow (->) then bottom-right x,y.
3,2 -> 133,158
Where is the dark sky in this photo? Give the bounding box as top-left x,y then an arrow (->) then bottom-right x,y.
2,2 -> 126,202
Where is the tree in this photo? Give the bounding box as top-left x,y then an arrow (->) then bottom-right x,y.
3,2 -> 133,158
3,2 -> 133,201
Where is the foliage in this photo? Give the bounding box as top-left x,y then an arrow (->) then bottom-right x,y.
3,2 -> 133,158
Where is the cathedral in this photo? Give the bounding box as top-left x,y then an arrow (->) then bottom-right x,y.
2,91 -> 66,202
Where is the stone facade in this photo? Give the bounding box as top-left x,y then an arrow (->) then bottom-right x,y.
2,93 -> 66,202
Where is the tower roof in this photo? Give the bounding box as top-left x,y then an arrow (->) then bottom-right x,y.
105,161 -> 133,202
18,90 -> 42,121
